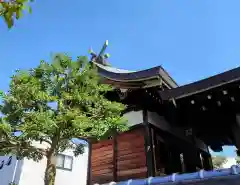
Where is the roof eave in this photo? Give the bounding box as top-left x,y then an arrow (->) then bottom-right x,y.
160,66 -> 240,101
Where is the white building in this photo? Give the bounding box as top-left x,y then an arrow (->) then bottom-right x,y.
0,143 -> 89,185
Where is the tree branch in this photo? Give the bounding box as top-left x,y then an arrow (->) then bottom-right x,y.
40,138 -> 52,145
0,140 -> 47,156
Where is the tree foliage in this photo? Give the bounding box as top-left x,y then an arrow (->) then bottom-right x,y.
212,155 -> 227,169
0,0 -> 33,28
0,54 -> 128,185
235,156 -> 240,165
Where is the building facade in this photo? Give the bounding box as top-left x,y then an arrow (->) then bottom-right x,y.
0,145 -> 88,185
89,59 -> 240,184
2,58 -> 240,185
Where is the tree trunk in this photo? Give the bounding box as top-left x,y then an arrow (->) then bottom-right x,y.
44,129 -> 59,185
44,153 -> 57,185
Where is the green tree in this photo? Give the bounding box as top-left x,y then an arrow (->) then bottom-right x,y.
0,0 -> 33,28
212,156 -> 227,169
235,156 -> 240,165
0,54 -> 128,185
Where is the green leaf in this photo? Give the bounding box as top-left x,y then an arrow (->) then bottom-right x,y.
0,52 -> 128,161
212,156 -> 227,169
28,6 -> 32,14
16,9 -> 22,19
0,0 -> 33,28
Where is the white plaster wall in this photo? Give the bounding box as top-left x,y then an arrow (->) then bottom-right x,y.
1,141 -> 89,185
123,110 -> 143,126
55,148 -> 88,185
0,156 -> 23,185
18,157 -> 46,185
18,147 -> 89,185
17,141 -> 49,185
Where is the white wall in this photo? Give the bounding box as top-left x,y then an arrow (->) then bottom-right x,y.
55,149 -> 88,185
0,142 -> 89,185
123,110 -> 143,126
18,147 -> 89,185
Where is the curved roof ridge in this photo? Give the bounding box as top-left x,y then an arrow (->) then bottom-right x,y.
94,62 -> 136,74
94,62 -> 178,88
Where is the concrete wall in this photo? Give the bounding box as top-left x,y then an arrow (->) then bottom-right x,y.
0,144 -> 89,185
55,148 -> 88,185
18,148 -> 88,185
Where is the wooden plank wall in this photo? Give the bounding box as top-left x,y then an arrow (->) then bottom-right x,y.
117,127 -> 147,181
90,127 -> 147,184
91,139 -> 114,184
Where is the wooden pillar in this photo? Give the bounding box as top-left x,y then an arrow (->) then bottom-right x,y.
150,126 -> 157,176
201,152 -> 213,171
180,153 -> 185,173
233,114 -> 240,152
113,135 -> 117,182
143,110 -> 154,177
170,150 -> 182,173
208,155 -> 213,170
183,152 -> 196,172
196,151 -> 203,169
86,142 -> 92,185
183,148 -> 201,173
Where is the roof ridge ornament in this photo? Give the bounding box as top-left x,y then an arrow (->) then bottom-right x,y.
89,40 -> 111,66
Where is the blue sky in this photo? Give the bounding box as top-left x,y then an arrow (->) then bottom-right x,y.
1,0 -> 240,156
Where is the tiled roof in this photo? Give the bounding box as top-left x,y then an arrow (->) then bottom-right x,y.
159,66 -> 240,100
94,62 -> 178,88
95,165 -> 240,185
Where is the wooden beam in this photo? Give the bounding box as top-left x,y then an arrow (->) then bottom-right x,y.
143,110 -> 154,177
170,98 -> 177,108
150,126 -> 157,176
86,142 -> 92,185
233,114 -> 240,151
201,152 -> 213,171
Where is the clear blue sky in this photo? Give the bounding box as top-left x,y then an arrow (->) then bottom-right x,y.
1,0 -> 239,156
